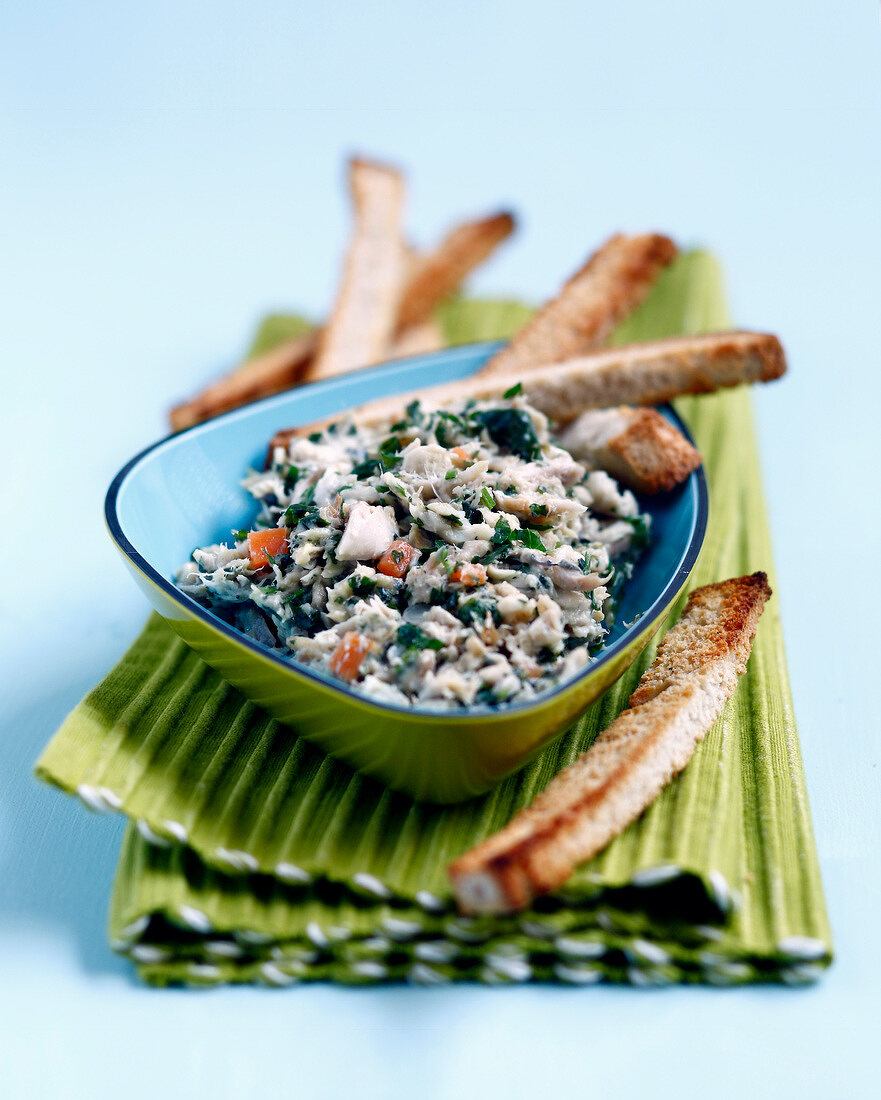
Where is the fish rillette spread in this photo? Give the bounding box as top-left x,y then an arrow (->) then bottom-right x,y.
175,392 -> 649,710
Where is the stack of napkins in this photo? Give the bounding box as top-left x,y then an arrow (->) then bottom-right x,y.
36,254 -> 832,986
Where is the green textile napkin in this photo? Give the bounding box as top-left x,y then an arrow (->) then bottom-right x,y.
36,252 -> 832,986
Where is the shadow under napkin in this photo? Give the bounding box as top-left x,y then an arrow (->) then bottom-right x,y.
4,668 -> 128,976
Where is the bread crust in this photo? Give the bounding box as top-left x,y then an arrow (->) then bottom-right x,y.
169,331 -> 320,432
266,331 -> 787,460
387,319 -> 446,359
448,572 -> 772,915
559,406 -> 702,494
169,210 -> 514,429
478,233 -> 677,377
395,212 -> 515,332
303,158 -> 407,383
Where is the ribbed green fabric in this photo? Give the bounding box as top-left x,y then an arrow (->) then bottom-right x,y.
36,252 -> 832,986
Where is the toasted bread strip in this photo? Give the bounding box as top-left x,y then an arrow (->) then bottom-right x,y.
401,240 -> 423,282
448,572 -> 772,915
396,212 -> 516,331
557,406 -> 701,494
267,331 -> 786,459
168,211 -> 515,429
169,331 -> 319,432
388,319 -> 446,359
169,315 -> 445,431
303,158 -> 407,383
478,233 -> 677,377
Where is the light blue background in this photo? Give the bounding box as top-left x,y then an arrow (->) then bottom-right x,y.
2,3 -> 880,1097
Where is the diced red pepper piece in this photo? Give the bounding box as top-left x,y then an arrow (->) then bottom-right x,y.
248,527 -> 289,568
329,632 -> 373,681
450,562 -> 487,587
376,539 -> 417,578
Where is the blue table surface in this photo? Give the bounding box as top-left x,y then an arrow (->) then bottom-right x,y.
2,3 -> 880,1097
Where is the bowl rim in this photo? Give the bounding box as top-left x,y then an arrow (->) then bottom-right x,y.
105,342 -> 708,724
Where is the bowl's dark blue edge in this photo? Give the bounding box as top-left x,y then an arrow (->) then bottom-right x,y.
104,343 -> 709,723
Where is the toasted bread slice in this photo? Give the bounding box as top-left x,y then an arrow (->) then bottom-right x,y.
448,572 -> 772,915
169,207 -> 516,429
267,331 -> 786,459
388,319 -> 446,359
168,316 -> 446,431
557,406 -> 701,494
396,212 -> 516,331
303,158 -> 407,383
478,233 -> 677,377
169,331 -> 320,432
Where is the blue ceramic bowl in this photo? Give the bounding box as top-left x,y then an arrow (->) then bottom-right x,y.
106,343 -> 707,802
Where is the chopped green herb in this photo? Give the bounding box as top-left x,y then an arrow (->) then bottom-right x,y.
491,517 -> 514,546
458,597 -> 502,627
282,465 -> 300,492
436,546 -> 454,575
503,381 -> 523,399
349,575 -> 378,598
476,544 -> 511,564
376,585 -> 405,610
445,469 -> 457,480
378,435 -> 403,471
529,503 -> 549,517
405,399 -> 423,424
282,484 -> 318,527
352,457 -> 381,478
290,605 -> 324,633
308,432 -> 322,443
472,408 -> 541,461
481,487 -> 495,510
396,624 -> 444,651
622,514 -> 651,549
233,529 -> 248,543
432,409 -> 465,447
474,685 -> 498,706
261,585 -> 277,594
501,558 -> 531,574
518,528 -> 546,551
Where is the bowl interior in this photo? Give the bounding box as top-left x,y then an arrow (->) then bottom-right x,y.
109,343 -> 705,712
